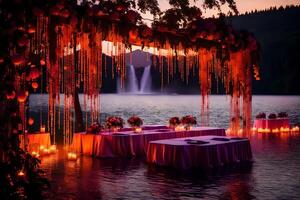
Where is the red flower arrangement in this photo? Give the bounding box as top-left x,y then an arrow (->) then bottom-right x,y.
278,112 -> 288,118
169,117 -> 181,127
181,115 -> 197,126
87,122 -> 102,134
105,116 -> 124,130
256,112 -> 266,119
127,116 -> 143,128
268,113 -> 277,119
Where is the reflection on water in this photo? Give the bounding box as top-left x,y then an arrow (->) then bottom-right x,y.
41,133 -> 300,200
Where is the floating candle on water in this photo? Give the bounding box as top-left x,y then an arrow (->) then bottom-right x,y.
67,152 -> 77,161
31,151 -> 40,158
49,145 -> 57,154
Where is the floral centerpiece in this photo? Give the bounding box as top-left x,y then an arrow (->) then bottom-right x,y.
105,116 -> 124,132
278,112 -> 288,118
268,113 -> 277,119
181,115 -> 197,130
127,116 -> 143,133
87,122 -> 102,134
255,112 -> 266,119
169,117 -> 181,130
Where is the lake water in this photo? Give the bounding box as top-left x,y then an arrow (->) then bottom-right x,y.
29,94 -> 300,130
30,95 -> 300,199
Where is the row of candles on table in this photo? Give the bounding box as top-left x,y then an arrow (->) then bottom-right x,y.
252,126 -> 299,133
226,126 -> 299,134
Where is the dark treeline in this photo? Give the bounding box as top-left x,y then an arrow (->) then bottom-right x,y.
230,5 -> 300,94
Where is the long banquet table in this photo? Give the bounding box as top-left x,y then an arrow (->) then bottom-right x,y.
147,135 -> 252,169
71,126 -> 225,158
254,118 -> 290,129
19,133 -> 51,150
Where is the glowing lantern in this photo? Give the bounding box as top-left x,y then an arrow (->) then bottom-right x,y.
32,82 -> 39,89
6,91 -> 16,100
28,26 -> 36,34
40,59 -> 46,66
28,118 -> 34,126
29,68 -> 41,80
17,91 -> 27,103
18,171 -> 25,177
12,55 -> 25,66
129,29 -> 138,41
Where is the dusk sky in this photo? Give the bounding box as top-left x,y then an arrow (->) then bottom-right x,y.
142,0 -> 300,20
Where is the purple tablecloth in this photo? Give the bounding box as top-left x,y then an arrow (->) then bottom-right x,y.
147,136 -> 252,169
71,126 -> 225,158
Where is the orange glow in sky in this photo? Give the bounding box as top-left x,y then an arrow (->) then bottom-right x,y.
142,0 -> 300,20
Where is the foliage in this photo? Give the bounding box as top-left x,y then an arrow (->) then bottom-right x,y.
268,113 -> 277,119
169,117 -> 181,126
105,116 -> 125,129
127,116 -> 144,127
181,115 -> 197,126
278,112 -> 288,118
87,122 -> 102,134
255,112 -> 266,119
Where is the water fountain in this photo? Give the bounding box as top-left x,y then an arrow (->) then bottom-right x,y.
128,65 -> 139,93
117,65 -> 152,94
140,65 -> 152,93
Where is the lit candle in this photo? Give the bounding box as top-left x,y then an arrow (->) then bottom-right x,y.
40,125 -> 46,133
31,151 -> 40,158
134,127 -> 142,133
67,152 -> 77,161
49,145 -> 57,154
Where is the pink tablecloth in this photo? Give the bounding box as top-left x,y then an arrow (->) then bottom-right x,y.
19,133 -> 51,150
147,136 -> 252,169
254,118 -> 290,129
71,126 -> 225,158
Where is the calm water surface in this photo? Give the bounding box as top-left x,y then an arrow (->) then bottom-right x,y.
31,95 -> 300,200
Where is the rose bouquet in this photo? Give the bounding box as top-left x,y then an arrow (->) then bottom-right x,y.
169,117 -> 181,128
87,122 -> 102,134
268,113 -> 277,119
105,116 -> 124,132
181,115 -> 197,130
278,112 -> 288,118
255,112 -> 266,119
127,116 -> 143,128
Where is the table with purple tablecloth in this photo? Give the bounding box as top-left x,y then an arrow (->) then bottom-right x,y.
254,118 -> 290,129
71,126 -> 225,158
147,135 -> 252,169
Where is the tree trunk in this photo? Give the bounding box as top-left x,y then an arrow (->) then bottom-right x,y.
74,89 -> 84,132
